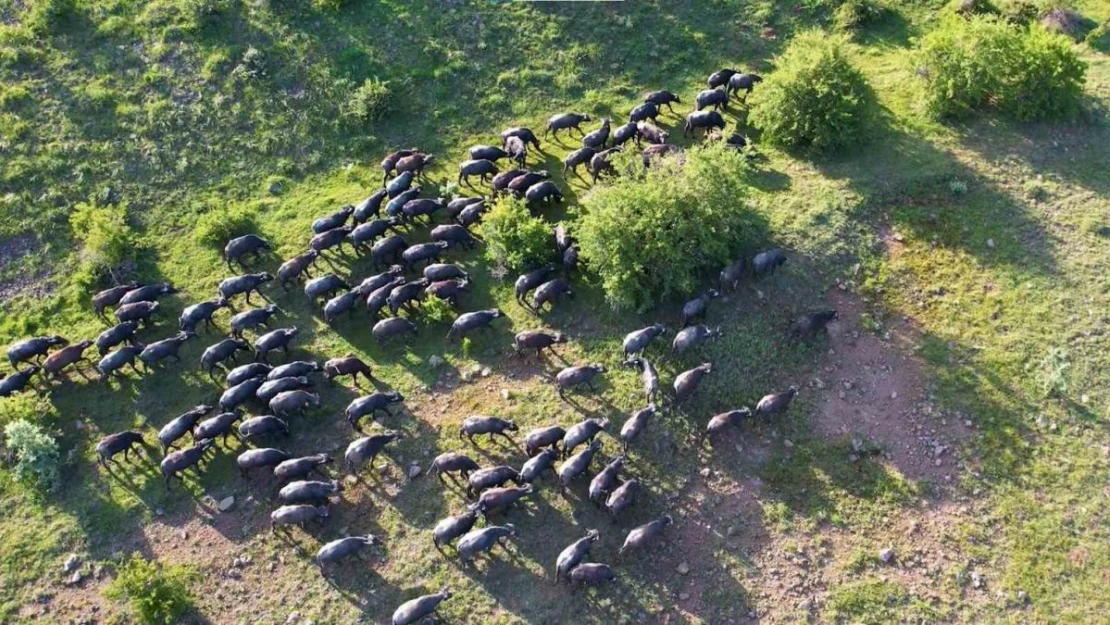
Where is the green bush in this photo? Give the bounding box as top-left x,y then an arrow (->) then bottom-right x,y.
421,295 -> 456,324
194,203 -> 259,248
69,199 -> 136,279
916,16 -> 1086,121
577,145 -> 765,312
833,0 -> 886,35
3,419 -> 60,492
343,78 -> 393,124
479,196 -> 554,273
748,30 -> 876,152
106,556 -> 196,625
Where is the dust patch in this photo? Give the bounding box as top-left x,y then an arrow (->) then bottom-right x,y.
809,289 -> 972,486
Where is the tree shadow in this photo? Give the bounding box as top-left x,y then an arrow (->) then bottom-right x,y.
807,117 -> 1062,278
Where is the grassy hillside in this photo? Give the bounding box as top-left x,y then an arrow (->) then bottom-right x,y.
1,0 -> 1109,623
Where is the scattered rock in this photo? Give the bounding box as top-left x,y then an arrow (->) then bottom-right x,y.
971,570 -> 984,589
66,571 -> 84,586
345,475 -> 358,485
879,547 -> 895,564
1017,590 -> 1029,604
987,238 -> 995,249
63,554 -> 79,573
784,439 -> 794,449
286,613 -> 301,625
429,355 -> 445,368
679,592 -> 690,601
890,391 -> 898,400
480,367 -> 491,377
155,508 -> 165,516
813,378 -> 826,389
73,420 -> 85,431
408,464 -> 422,479
218,496 -> 235,512
677,562 -> 691,575
500,389 -> 511,400
699,467 -> 711,477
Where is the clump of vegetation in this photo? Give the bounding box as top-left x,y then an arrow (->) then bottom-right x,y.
3,419 -> 60,492
106,556 -> 196,625
233,46 -> 266,80
479,196 -> 554,273
748,30 -> 876,152
69,199 -> 136,282
421,295 -> 456,324
951,0 -> 998,17
916,16 -> 1086,121
26,0 -> 78,37
833,0 -> 886,36
313,0 -> 352,10
577,145 -> 763,311
194,203 -> 259,248
343,78 -> 393,124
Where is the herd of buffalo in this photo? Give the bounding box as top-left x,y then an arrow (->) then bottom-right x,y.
1,68 -> 846,623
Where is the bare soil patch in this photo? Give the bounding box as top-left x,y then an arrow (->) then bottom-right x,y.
0,232 -> 52,302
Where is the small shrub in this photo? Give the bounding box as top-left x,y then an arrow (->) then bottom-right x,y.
916,16 -> 1086,121
232,46 -> 265,80
313,0 -> 352,10
748,30 -> 876,152
69,199 -> 136,280
421,295 -> 456,324
106,556 -> 196,625
3,419 -> 60,492
479,196 -> 554,273
343,78 -> 393,124
951,0 -> 998,17
1035,347 -> 1072,398
833,0 -> 886,35
193,203 -> 259,248
577,145 -> 764,311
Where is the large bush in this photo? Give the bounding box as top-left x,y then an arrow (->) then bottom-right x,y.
3,419 -> 60,492
106,556 -> 196,625
69,199 -> 136,282
916,16 -> 1086,121
748,30 -> 875,152
479,196 -> 554,273
577,145 -> 765,312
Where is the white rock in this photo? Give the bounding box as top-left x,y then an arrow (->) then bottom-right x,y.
879,547 -> 895,563
218,496 -> 235,512
63,554 -> 80,573
408,464 -> 422,479
500,389 -> 511,400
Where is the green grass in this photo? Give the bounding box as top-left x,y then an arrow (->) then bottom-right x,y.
1,0 -> 1110,622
